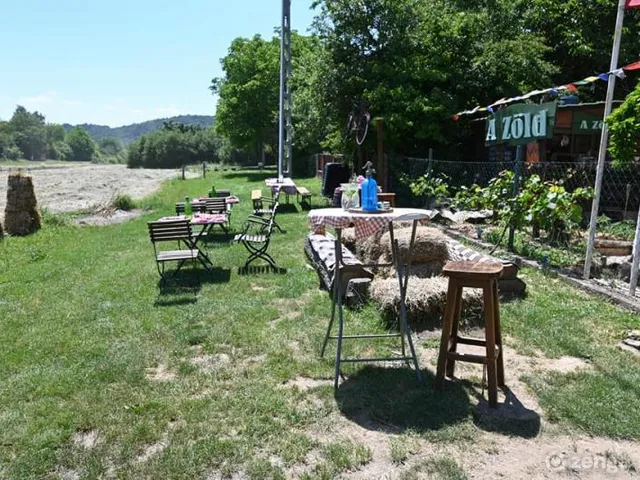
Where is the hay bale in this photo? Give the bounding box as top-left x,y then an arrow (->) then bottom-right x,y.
358,226 -> 450,266
4,172 -> 41,236
375,260 -> 445,280
378,226 -> 450,265
371,275 -> 483,327
357,229 -> 386,264
340,227 -> 357,252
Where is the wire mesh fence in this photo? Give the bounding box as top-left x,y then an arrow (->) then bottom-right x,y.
387,155 -> 640,220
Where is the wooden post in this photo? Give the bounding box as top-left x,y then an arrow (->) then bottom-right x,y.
182,165 -> 186,180
376,118 -> 385,192
202,162 -> 206,178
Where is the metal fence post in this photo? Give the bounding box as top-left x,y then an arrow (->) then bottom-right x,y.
507,145 -> 524,252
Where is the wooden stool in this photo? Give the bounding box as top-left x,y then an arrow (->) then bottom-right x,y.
435,261 -> 504,408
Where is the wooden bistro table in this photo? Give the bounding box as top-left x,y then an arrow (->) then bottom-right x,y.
159,213 -> 227,247
308,207 -> 436,388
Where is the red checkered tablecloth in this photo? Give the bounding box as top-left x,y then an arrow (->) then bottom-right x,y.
308,208 -> 436,241
159,214 -> 227,225
266,177 -> 298,196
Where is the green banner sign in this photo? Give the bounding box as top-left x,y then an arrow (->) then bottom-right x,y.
572,113 -> 604,134
485,102 -> 557,145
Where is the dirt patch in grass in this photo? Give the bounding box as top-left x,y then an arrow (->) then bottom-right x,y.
281,376 -> 333,391
145,363 -> 177,382
74,208 -> 145,226
72,429 -> 100,450
189,353 -> 231,372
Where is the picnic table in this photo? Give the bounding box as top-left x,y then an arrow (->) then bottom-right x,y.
308,207 -> 436,388
265,178 -> 297,202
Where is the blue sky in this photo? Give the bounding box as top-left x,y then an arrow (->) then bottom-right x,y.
0,0 -> 316,127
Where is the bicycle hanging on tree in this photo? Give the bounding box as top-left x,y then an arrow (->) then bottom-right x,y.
344,100 -> 371,171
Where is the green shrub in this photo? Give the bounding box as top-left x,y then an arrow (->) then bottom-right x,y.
40,207 -> 70,227
111,194 -> 136,211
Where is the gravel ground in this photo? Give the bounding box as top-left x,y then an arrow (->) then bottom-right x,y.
0,164 -> 187,217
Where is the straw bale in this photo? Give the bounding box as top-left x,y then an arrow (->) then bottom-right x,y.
357,229 -> 386,264
375,260 -> 445,280
340,227 -> 357,252
4,172 -> 41,236
371,275 -> 483,326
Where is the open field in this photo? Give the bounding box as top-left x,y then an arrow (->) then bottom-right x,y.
0,169 -> 639,479
0,164 -> 186,217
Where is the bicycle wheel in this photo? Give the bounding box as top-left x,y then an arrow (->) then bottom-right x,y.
355,113 -> 370,146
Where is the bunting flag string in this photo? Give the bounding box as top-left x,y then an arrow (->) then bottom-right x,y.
454,59 -> 640,119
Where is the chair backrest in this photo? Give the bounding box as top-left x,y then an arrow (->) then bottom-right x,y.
175,202 -> 206,215
264,202 -> 279,236
205,198 -> 226,214
148,219 -> 192,244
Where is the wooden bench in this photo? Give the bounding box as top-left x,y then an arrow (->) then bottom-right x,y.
297,186 -> 312,206
251,189 -> 262,210
304,232 -> 373,306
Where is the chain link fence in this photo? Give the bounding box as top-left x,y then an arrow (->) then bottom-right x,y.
387,155 -> 640,220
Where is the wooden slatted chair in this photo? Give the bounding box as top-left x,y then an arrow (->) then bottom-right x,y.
252,190 -> 283,233
214,189 -> 231,198
205,198 -> 231,232
175,201 -> 206,216
148,219 -> 212,278
234,205 -> 279,270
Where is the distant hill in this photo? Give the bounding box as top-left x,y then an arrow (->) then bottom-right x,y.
63,115 -> 214,145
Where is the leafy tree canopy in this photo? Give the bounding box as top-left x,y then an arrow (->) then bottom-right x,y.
66,127 -> 98,162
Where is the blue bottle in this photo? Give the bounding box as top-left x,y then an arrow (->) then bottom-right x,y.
361,161 -> 379,212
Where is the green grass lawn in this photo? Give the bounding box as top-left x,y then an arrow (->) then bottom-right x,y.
0,169 -> 639,478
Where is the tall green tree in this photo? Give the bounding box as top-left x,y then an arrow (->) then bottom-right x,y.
66,127 -> 98,162
311,0 -> 557,155
519,0 -> 640,87
211,34 -> 280,160
9,106 -> 47,160
98,137 -> 124,157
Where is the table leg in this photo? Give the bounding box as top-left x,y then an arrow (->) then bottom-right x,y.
333,228 -> 345,389
390,221 -> 422,383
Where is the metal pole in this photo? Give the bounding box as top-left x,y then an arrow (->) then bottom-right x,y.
584,0 -> 626,279
277,0 -> 288,183
630,208 -> 640,296
284,1 -> 292,177
507,145 -> 524,252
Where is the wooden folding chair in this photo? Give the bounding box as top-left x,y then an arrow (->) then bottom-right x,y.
234,207 -> 279,270
214,189 -> 231,198
175,201 -> 206,216
205,198 -> 231,232
252,190 -> 283,233
148,219 -> 213,278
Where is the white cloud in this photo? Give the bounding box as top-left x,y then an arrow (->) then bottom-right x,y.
18,90 -> 58,106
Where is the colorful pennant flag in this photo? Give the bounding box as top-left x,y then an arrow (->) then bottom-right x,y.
625,60 -> 640,71
626,0 -> 640,9
454,59 -> 640,117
